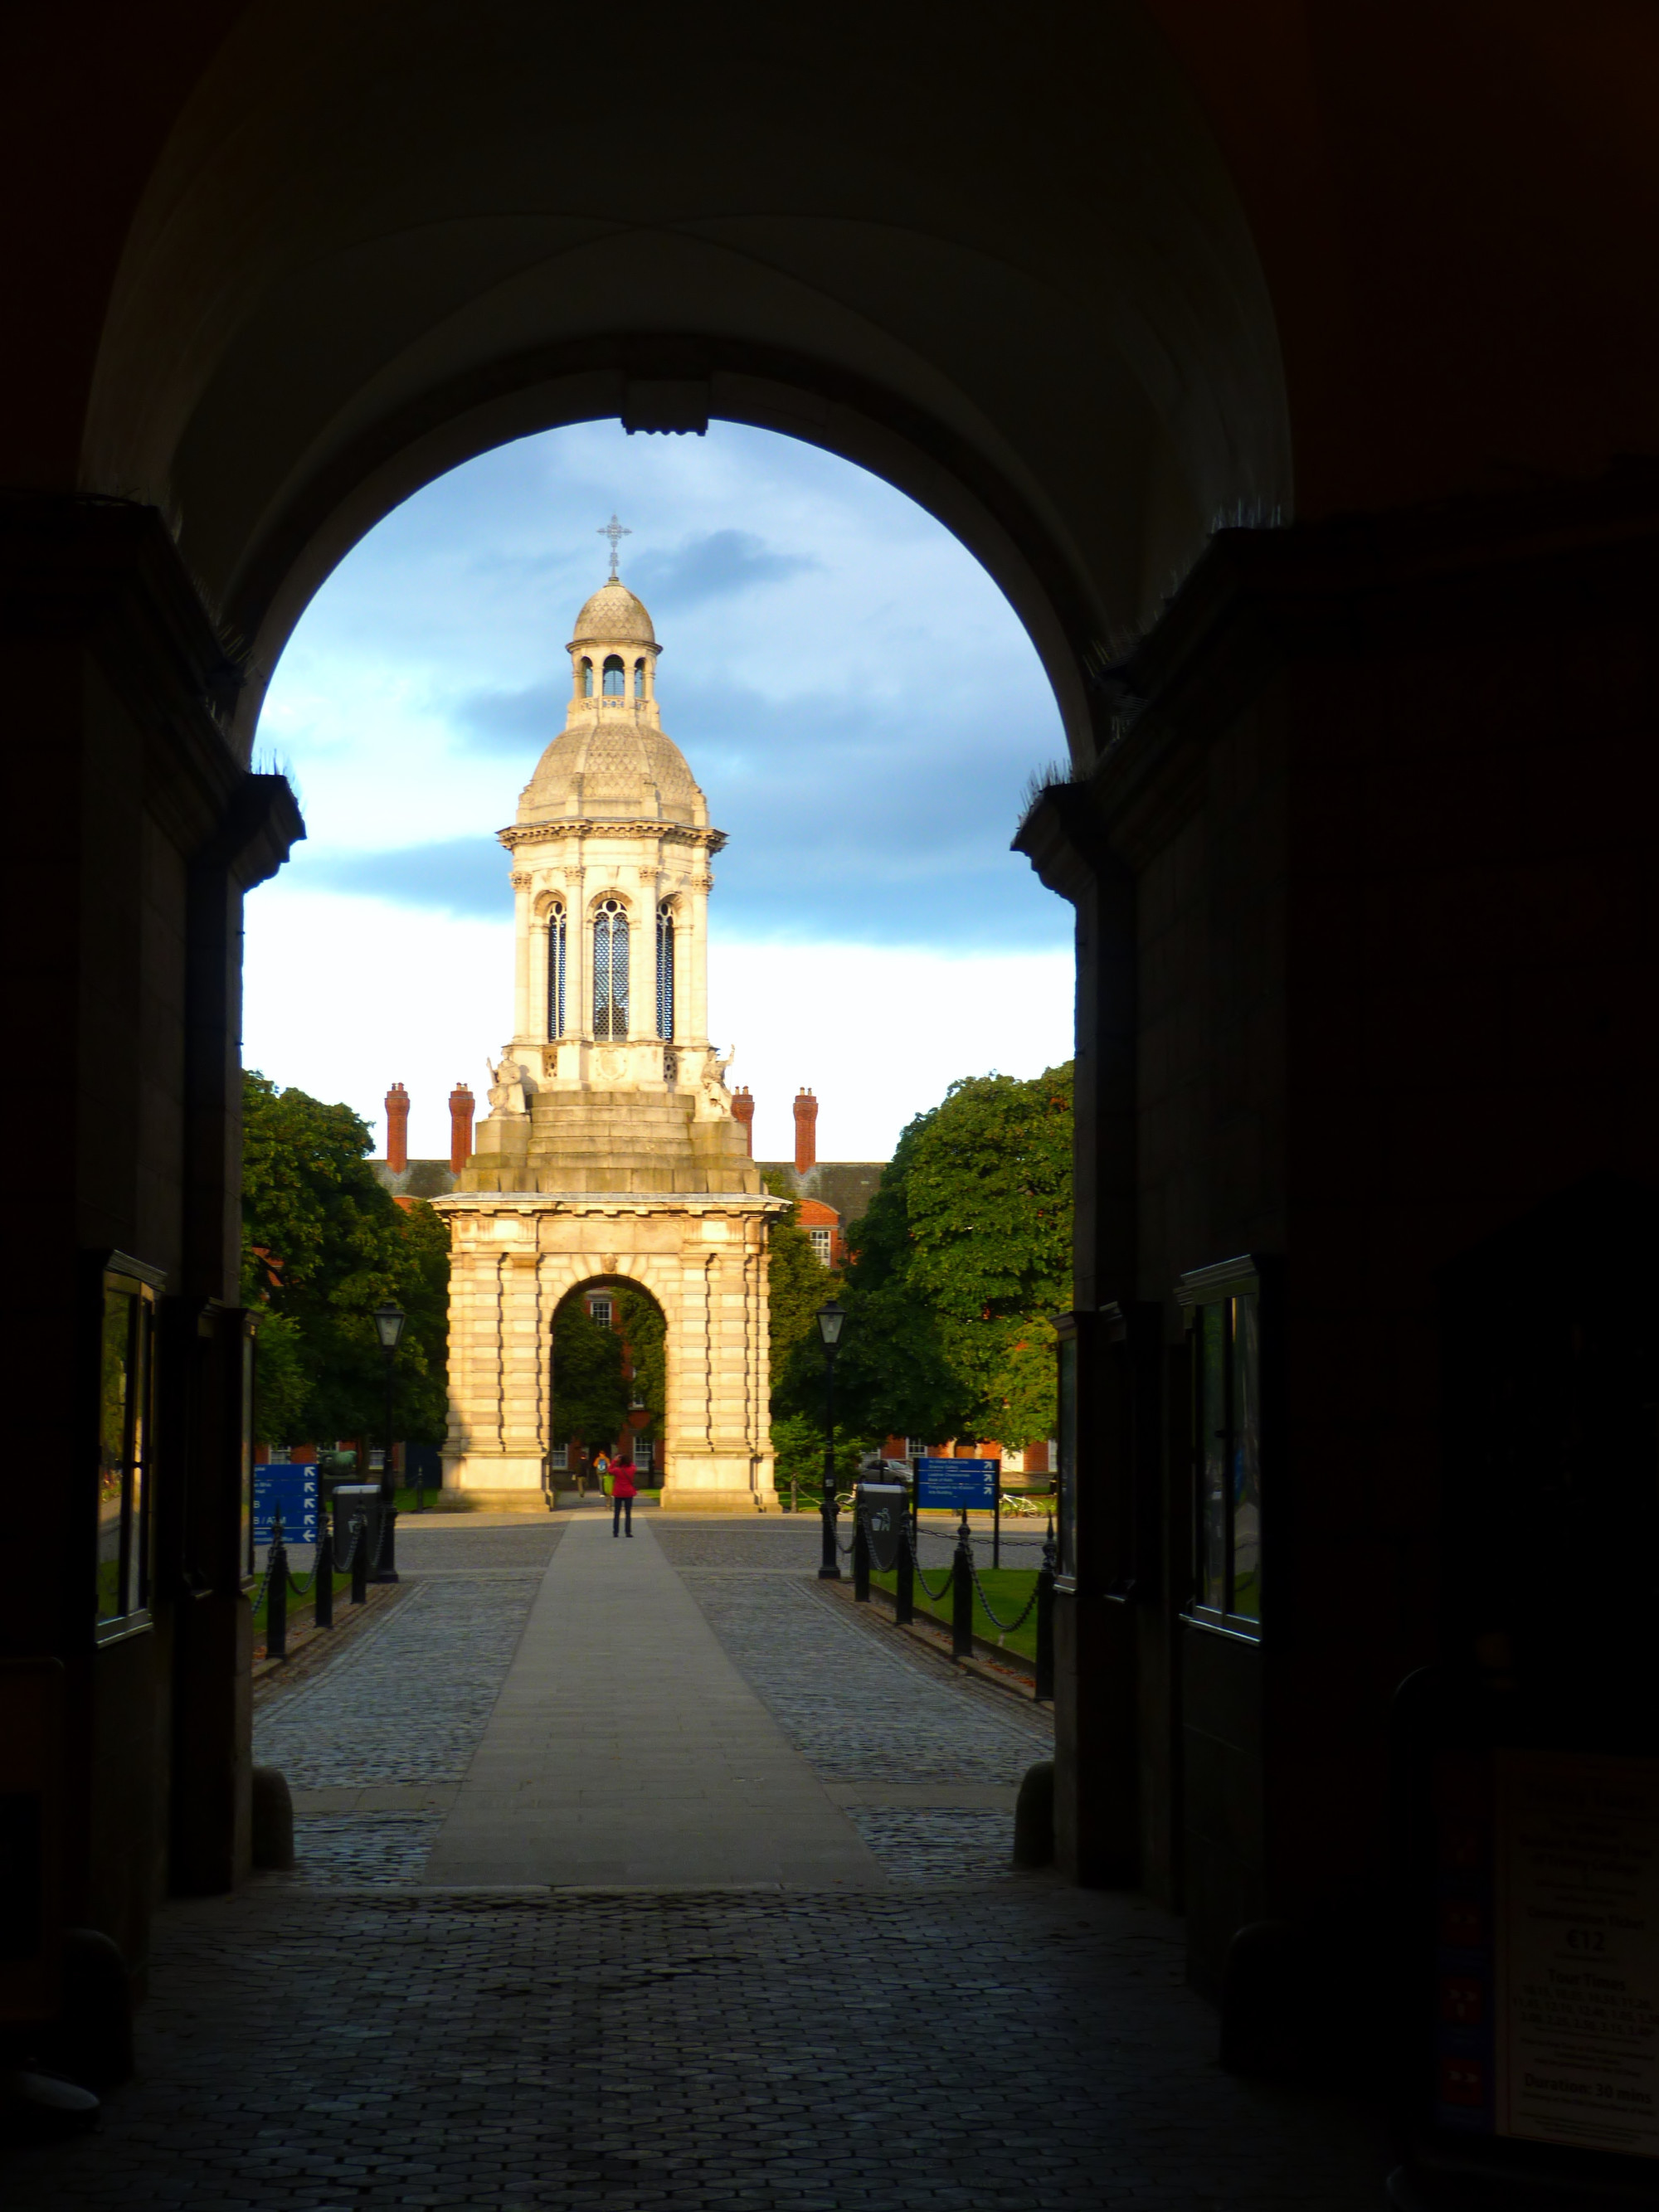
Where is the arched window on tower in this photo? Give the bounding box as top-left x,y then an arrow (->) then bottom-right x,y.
634,658 -> 647,698
547,902 -> 567,1038
581,657 -> 594,697
593,899 -> 629,1039
656,900 -> 675,1040
602,654 -> 625,698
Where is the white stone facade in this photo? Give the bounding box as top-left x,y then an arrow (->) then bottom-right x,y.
434,571 -> 785,1512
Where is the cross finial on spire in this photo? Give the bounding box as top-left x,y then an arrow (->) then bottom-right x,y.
598,513 -> 631,581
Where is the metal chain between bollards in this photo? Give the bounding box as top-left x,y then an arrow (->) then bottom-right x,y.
966,1560 -> 1042,1636
901,1523 -> 954,1602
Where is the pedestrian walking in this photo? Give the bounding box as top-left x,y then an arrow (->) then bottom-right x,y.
611,1454 -> 638,1538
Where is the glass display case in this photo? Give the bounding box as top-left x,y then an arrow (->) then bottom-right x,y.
95,1252 -> 164,1640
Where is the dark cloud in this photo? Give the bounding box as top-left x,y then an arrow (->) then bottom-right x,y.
294,838 -> 511,920
452,679 -> 567,754
626,530 -> 815,610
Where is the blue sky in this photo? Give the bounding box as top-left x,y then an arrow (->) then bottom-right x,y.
244,421 -> 1074,1160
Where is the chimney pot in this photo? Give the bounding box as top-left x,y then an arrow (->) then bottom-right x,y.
385,1082 -> 411,1174
792,1087 -> 818,1174
731,1084 -> 755,1158
449,1082 -> 476,1174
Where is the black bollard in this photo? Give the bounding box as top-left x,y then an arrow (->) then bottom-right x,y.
896,1524 -> 914,1625
266,1511 -> 288,1661
349,1514 -> 368,1606
314,1523 -> 334,1631
951,1510 -> 974,1660
1034,1524 -> 1056,1702
853,1498 -> 870,1602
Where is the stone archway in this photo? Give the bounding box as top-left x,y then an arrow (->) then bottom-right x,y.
436,1194 -> 783,1513
547,1274 -> 666,1489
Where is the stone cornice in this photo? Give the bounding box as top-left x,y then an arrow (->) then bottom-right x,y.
499,821 -> 727,853
434,1191 -> 787,1213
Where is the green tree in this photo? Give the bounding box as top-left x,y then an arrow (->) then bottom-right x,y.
761,1170 -> 843,1393
241,1072 -> 451,1446
549,1288 -> 631,1451
778,1064 -> 1073,1449
769,1410 -> 872,1500
614,1285 -> 666,1441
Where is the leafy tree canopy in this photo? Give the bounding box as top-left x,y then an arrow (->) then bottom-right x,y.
549,1286 -> 632,1451
241,1072 -> 451,1446
776,1063 -> 1072,1448
613,1285 -> 665,1441
761,1172 -> 844,1393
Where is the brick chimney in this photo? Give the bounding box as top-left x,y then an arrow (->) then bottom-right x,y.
793,1087 -> 818,1174
449,1082 -> 475,1174
731,1085 -> 755,1156
384,1082 -> 410,1174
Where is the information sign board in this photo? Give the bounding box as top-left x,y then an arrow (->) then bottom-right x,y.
915,1456 -> 997,1511
1494,1749 -> 1659,2160
253,1461 -> 319,1546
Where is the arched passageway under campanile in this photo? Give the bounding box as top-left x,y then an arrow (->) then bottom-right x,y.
7,4 -> 1659,2156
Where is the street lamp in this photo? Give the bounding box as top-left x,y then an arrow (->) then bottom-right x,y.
815,1300 -> 845,1581
372,1302 -> 405,1583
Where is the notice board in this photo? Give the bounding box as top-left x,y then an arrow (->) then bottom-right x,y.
1493,1749 -> 1659,2160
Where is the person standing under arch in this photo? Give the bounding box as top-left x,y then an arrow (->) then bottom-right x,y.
611,1453 -> 638,1538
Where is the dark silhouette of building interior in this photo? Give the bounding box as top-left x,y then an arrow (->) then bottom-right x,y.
5,5 -> 1659,2199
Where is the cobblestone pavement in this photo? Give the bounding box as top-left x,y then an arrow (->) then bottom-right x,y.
255,1575 -> 544,1788
680,1569 -> 1047,1792
0,1514 -> 1393,2207
5,1883 -> 1389,2210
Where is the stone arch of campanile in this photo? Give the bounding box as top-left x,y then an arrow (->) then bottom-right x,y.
546,1270 -> 672,1471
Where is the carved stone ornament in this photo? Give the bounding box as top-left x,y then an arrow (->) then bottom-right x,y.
510,870 -> 532,889
541,1047 -> 560,1077
601,1253 -> 618,1275
596,1048 -> 626,1083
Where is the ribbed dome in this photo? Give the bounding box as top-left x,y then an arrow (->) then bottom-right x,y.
517,719 -> 705,829
569,580 -> 657,647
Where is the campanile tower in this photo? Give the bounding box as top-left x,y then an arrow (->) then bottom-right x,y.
434,552 -> 783,1512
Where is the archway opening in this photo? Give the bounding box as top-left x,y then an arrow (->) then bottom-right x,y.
551,1276 -> 667,1492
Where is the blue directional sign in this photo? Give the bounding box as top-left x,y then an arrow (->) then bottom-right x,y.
254,1461 -> 319,1545
915,1456 -> 998,1511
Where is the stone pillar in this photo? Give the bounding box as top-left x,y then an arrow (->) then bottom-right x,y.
793,1088 -> 817,1172
385,1082 -> 409,1174
732,1086 -> 754,1155
566,866 -> 589,1043
687,867 -> 711,1047
496,1252 -> 547,1480
449,1084 -> 475,1172
510,869 -> 533,1036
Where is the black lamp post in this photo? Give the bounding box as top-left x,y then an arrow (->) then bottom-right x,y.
815,1300 -> 845,1581
372,1301 -> 406,1583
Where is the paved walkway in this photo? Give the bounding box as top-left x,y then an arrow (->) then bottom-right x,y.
423,1516 -> 882,1888
1,1512 -> 1394,2209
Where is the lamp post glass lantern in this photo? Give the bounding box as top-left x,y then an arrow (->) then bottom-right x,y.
372,1303 -> 406,1582
816,1301 -> 845,1580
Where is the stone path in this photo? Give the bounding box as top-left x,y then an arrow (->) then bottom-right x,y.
422,1517 -> 882,1888
0,1509 -> 1394,2209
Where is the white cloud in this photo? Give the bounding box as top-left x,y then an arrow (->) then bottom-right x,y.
242,888 -> 1073,1166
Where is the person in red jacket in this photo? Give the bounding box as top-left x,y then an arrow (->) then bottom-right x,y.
611,1454 -> 638,1539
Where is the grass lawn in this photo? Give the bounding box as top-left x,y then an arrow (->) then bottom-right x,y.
251,1566 -> 353,1635
868,1564 -> 1040,1665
